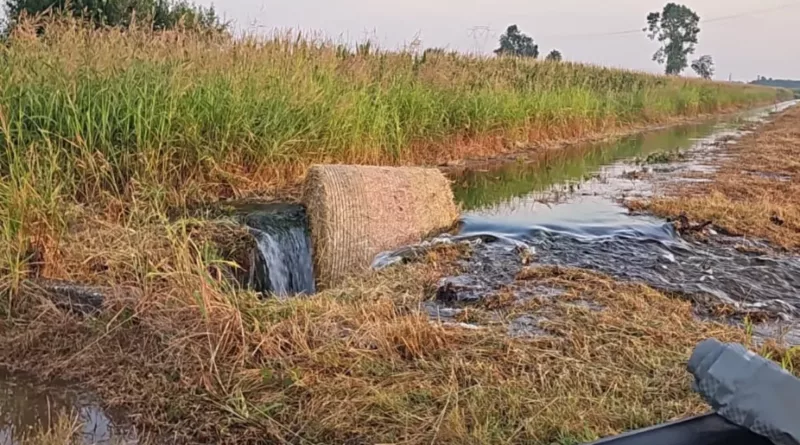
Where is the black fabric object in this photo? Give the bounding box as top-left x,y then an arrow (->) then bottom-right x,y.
586,338 -> 800,445
587,413 -> 772,445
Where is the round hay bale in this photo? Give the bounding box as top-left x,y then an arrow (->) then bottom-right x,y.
303,164 -> 459,288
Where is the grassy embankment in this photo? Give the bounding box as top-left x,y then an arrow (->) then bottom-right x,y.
0,18 -> 795,444
0,18 -> 791,288
639,105 -> 800,249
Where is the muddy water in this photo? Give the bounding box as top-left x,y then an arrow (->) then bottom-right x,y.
441,102 -> 800,323
0,370 -> 136,444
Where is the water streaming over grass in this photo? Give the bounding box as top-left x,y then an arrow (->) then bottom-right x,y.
442,102 -> 800,318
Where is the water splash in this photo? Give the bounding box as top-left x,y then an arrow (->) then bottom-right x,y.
237,204 -> 315,297
250,225 -> 315,296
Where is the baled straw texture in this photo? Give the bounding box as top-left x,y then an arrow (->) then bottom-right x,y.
303,165 -> 459,288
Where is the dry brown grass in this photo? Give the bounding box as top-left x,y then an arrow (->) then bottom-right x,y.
3,244 -> 796,444
15,410 -> 134,445
641,105 -> 800,249
16,411 -> 81,445
0,16 -> 796,445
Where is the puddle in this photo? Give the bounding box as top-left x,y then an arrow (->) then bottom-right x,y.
508,315 -> 554,339
0,371 -> 136,445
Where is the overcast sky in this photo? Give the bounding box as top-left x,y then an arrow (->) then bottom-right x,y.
196,0 -> 799,81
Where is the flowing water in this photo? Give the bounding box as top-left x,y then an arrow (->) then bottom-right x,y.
373,102 -> 800,333
458,198 -> 800,316
237,203 -> 316,296
442,102 -> 800,320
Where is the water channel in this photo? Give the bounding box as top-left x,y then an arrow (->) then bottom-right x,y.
3,102 -> 798,441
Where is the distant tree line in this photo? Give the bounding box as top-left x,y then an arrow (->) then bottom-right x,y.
494,3 -> 715,78
2,0 -> 226,33
750,77 -> 800,89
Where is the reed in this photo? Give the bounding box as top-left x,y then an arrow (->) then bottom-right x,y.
0,17 -> 790,211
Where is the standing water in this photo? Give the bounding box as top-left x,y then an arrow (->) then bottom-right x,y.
0,370 -> 136,445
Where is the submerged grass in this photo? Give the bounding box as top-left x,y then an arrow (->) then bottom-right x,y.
17,411 -> 82,445
640,105 -> 800,249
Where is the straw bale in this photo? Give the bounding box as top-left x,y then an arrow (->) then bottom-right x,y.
303,164 -> 459,288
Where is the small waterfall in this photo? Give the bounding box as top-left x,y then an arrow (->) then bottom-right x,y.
250,226 -> 315,296
237,204 -> 315,296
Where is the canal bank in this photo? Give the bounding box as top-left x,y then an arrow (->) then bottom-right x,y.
2,103 -> 799,444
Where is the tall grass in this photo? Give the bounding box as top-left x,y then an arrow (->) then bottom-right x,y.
0,18 -> 791,207
0,17 -> 797,443
0,16 -> 790,297
0,16 -> 790,287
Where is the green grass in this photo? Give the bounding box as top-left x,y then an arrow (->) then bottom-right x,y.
0,18 -> 791,210
0,16 -> 791,306
0,17 -> 797,444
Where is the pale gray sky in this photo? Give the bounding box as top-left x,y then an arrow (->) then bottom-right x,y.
198,0 -> 800,81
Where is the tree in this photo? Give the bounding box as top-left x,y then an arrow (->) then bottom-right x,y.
3,0 -> 226,33
494,25 -> 538,58
691,55 -> 714,80
644,3 -> 700,75
545,49 -> 562,62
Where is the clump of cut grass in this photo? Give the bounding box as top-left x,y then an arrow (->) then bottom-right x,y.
642,105 -> 800,249
639,150 -> 686,164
